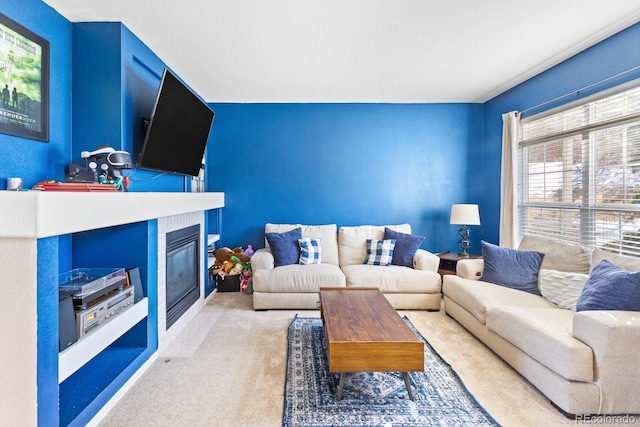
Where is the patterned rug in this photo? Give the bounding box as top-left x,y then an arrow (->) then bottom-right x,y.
283,316 -> 500,427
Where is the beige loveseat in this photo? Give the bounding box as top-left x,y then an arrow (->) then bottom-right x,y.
251,223 -> 442,310
443,236 -> 640,416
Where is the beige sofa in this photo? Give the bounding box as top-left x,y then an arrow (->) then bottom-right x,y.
251,223 -> 442,310
443,236 -> 640,416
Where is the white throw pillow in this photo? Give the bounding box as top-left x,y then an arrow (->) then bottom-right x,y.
538,269 -> 589,310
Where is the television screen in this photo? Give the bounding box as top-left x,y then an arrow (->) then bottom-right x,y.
138,69 -> 214,176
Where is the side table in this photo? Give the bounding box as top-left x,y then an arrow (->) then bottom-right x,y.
437,251 -> 481,276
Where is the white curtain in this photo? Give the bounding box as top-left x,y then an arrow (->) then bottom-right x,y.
499,111 -> 521,248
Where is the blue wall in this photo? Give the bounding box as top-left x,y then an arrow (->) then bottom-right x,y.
72,22 -> 191,192
1,2 -> 638,252
0,1 -> 71,188
478,22 -> 640,246
0,10 -> 199,192
207,103 -> 484,253
0,1 -> 638,423
207,22 -> 640,253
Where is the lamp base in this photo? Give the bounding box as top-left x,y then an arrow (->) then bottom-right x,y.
457,225 -> 472,257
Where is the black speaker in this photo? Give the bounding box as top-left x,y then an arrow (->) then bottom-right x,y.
59,297 -> 78,351
127,267 -> 144,303
65,162 -> 96,183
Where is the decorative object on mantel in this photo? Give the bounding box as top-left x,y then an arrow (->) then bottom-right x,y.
283,316 -> 500,427
450,204 -> 481,257
33,181 -> 118,192
5,177 -> 23,191
77,146 -> 133,191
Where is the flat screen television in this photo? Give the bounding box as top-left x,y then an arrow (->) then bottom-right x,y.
138,68 -> 215,176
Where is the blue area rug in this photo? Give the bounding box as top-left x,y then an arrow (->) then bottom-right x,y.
283,316 -> 500,427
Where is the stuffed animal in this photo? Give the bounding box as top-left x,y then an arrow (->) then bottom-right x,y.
240,272 -> 253,294
222,260 -> 235,272
214,247 -> 234,268
228,263 -> 243,276
242,245 -> 254,258
231,247 -> 250,264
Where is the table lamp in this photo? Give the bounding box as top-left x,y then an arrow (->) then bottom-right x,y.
450,204 -> 480,257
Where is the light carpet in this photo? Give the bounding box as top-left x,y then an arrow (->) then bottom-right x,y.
97,292 -> 583,427
283,316 -> 500,427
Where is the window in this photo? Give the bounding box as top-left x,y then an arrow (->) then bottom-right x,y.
518,82 -> 640,256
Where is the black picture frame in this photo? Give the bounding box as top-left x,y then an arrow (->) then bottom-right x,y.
0,13 -> 49,142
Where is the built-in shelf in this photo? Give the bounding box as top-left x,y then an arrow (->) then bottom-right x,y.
208,234 -> 220,246
59,298 -> 149,383
0,191 -> 225,238
0,191 -> 225,426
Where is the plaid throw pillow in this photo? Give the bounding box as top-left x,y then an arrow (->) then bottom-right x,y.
298,238 -> 322,265
363,239 -> 396,266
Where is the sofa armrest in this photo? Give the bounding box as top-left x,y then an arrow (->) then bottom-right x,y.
413,249 -> 440,272
457,259 -> 484,280
573,310 -> 640,413
251,248 -> 275,272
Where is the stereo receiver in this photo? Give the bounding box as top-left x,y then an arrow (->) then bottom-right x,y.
58,267 -> 136,341
76,285 -> 135,338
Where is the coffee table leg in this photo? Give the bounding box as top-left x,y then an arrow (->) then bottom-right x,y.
402,372 -> 414,401
337,373 -> 346,401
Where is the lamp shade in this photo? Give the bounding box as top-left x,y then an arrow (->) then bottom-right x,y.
450,204 -> 480,225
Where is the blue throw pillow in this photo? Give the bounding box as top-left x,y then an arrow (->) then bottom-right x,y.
383,227 -> 425,268
298,238 -> 322,265
363,239 -> 396,266
480,240 -> 544,295
265,227 -> 302,267
576,260 -> 640,312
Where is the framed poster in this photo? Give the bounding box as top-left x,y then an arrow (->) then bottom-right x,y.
0,13 -> 49,142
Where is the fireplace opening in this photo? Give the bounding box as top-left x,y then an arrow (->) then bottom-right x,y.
166,224 -> 200,329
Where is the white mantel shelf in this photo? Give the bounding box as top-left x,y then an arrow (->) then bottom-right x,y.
0,191 -> 225,238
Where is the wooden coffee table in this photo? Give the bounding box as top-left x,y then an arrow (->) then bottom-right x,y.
319,287 -> 424,400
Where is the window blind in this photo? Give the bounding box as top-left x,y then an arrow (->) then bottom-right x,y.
519,83 -> 640,257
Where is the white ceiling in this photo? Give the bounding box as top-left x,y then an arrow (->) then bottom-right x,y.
42,0 -> 640,104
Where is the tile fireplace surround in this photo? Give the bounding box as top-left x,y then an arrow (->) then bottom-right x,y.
157,211 -> 207,353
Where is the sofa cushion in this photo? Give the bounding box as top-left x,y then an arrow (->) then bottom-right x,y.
486,307 -> 594,382
538,269 -> 588,310
265,227 -> 302,267
443,275 -> 556,324
342,264 -> 441,293
518,235 -> 592,274
591,248 -> 640,272
298,238 -> 321,265
576,259 -> 640,312
338,224 -> 412,267
363,239 -> 396,266
252,263 -> 345,293
480,240 -> 544,295
383,227 -> 425,268
265,224 -> 339,265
